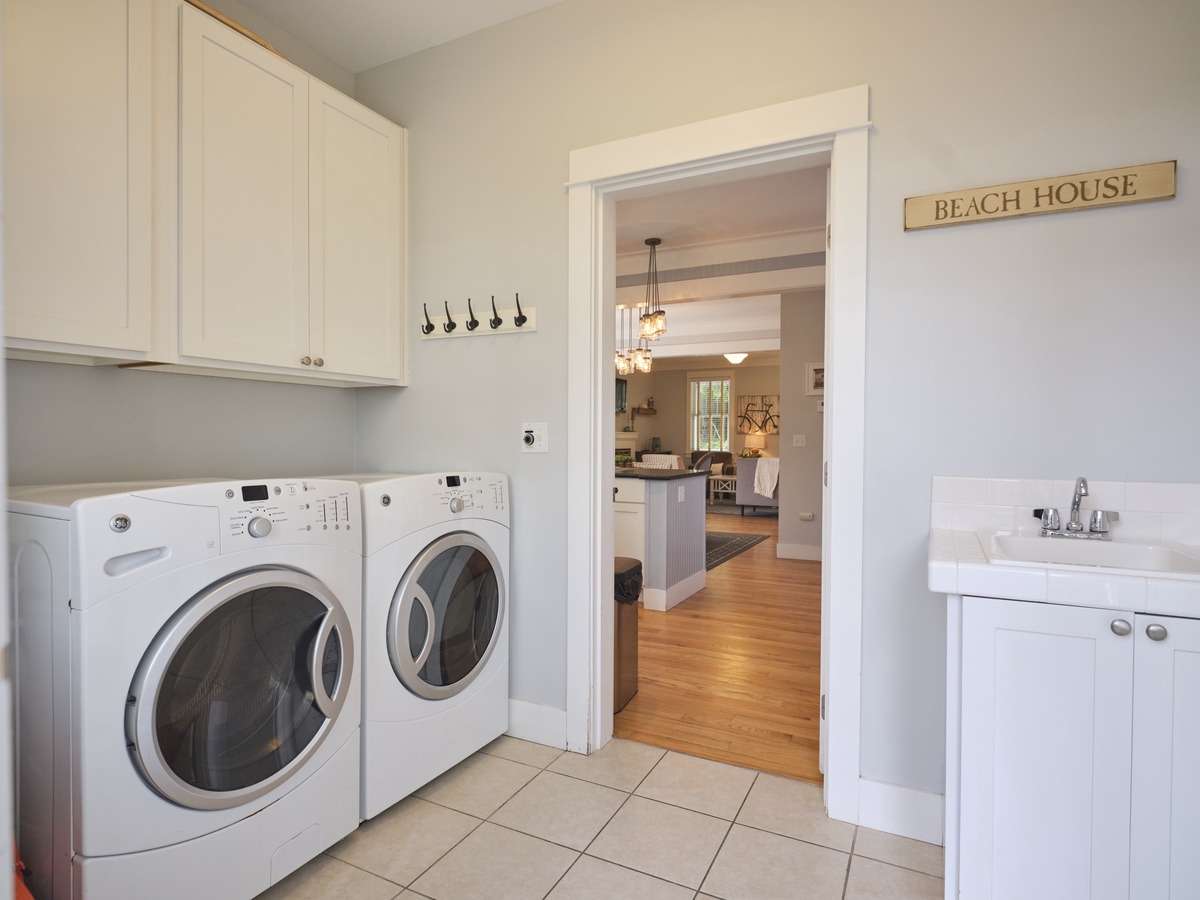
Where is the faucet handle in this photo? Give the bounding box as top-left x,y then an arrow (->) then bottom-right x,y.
1036,507 -> 1061,531
1089,509 -> 1119,533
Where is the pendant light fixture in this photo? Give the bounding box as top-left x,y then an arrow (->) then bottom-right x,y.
638,238 -> 667,341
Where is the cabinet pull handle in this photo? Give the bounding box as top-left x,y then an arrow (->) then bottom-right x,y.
314,358 -> 324,367
301,356 -> 312,366
1110,619 -> 1132,636
1146,623 -> 1168,642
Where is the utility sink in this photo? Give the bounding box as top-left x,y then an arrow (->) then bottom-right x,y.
980,530 -> 1200,575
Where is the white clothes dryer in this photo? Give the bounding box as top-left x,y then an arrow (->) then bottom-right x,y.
348,472 -> 510,820
9,478 -> 362,900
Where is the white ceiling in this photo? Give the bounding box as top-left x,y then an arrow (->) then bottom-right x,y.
234,0 -> 567,73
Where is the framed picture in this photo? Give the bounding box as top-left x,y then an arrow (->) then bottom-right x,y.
736,395 -> 780,435
806,363 -> 825,396
615,377 -> 627,413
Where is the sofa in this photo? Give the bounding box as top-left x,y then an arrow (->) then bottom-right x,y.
689,450 -> 735,472
735,457 -> 779,511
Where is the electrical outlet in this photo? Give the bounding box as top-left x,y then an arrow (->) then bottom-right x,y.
678,485 -> 685,503
799,512 -> 814,521
793,434 -> 806,448
521,422 -> 548,453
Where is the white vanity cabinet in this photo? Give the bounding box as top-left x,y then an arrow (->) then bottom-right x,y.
954,595 -> 1200,899
3,0 -> 153,361
176,4 -> 405,385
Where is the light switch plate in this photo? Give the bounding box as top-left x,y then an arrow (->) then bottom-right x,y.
521,422 -> 547,453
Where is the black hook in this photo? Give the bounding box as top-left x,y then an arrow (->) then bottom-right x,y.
421,303 -> 435,335
442,301 -> 457,333
466,298 -> 480,331
513,293 -> 528,327
489,296 -> 503,329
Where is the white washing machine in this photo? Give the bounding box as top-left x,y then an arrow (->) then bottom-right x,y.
348,472 -> 510,820
8,478 -> 362,900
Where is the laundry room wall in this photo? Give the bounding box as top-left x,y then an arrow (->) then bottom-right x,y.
352,0 -> 1200,799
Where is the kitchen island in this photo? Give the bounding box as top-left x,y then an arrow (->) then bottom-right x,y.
613,468 -> 708,610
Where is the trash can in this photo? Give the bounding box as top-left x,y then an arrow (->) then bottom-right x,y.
614,556 -> 643,712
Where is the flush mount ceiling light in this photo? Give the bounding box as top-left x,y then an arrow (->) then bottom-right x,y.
638,238 -> 667,341
724,353 -> 748,364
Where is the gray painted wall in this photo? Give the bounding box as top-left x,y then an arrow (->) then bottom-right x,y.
779,291 -> 824,553
354,0 -> 1200,794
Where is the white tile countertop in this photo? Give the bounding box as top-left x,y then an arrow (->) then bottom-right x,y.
929,476 -> 1200,616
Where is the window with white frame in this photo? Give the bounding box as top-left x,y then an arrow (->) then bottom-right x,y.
689,374 -> 731,452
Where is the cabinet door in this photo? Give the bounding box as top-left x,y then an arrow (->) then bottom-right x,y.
3,0 -> 152,355
178,4 -> 310,369
1130,614 -> 1200,897
309,82 -> 405,381
961,597 -> 1134,900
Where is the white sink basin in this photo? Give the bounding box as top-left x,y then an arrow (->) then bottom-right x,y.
981,531 -> 1200,575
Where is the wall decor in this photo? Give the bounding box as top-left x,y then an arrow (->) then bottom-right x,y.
904,160 -> 1176,230
806,363 -> 825,396
737,395 -> 780,435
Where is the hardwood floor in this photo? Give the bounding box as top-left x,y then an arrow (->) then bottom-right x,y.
613,507 -> 823,785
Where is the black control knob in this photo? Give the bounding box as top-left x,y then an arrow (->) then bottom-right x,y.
248,516 -> 272,538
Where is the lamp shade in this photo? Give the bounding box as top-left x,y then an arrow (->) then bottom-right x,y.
744,433 -> 766,450
724,353 -> 748,364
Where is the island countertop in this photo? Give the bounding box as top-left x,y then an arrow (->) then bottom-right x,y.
615,468 -> 709,481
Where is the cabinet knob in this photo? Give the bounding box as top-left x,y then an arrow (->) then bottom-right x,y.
1110,619 -> 1132,636
1146,623 -> 1169,642
314,357 -> 324,367
301,356 -> 312,366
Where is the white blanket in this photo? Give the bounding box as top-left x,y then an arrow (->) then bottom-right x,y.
753,457 -> 780,497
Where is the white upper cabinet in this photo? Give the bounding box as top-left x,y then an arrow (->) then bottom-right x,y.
175,4 -> 406,385
3,0 -> 153,359
308,82 -> 405,381
178,4 -> 311,371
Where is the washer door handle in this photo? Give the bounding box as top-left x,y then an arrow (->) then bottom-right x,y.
309,612 -> 345,719
410,587 -> 437,674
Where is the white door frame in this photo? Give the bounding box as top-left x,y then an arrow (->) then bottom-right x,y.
565,85 -> 869,824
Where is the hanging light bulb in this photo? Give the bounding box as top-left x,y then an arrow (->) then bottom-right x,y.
638,238 -> 667,341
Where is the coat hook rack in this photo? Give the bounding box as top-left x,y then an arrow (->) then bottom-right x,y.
420,293 -> 537,340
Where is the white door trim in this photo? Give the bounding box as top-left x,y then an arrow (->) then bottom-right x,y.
565,85 -> 869,824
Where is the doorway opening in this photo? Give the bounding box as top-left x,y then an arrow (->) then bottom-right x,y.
565,87 -> 869,824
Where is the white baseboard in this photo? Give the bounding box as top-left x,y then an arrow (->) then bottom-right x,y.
777,542 -> 821,560
507,699 -> 568,750
858,777 -> 944,846
643,569 -> 707,611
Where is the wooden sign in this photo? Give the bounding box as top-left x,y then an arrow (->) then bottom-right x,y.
905,161 -> 1176,230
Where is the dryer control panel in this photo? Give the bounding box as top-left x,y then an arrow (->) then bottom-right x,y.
435,473 -> 507,517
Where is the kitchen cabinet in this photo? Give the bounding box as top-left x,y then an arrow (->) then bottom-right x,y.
956,595 -> 1200,899
613,477 -> 646,569
3,0 -> 153,361
176,3 -> 405,385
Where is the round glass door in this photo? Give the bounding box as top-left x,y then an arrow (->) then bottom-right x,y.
387,532 -> 504,701
127,568 -> 353,810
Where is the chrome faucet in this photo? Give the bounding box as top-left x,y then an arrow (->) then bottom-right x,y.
1034,476 -> 1119,540
1067,477 -> 1088,531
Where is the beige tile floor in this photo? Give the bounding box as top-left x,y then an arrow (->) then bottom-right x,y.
259,738 -> 944,900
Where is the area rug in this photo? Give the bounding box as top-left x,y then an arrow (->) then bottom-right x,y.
707,502 -> 779,518
705,531 -> 769,570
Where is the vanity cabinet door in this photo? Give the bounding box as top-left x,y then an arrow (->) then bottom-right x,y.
1130,614 -> 1200,898
960,597 -> 1133,900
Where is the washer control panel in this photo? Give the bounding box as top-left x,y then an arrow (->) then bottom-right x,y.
220,479 -> 358,550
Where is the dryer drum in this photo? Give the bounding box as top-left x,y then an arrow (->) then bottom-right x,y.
389,532 -> 505,701
127,568 -> 354,811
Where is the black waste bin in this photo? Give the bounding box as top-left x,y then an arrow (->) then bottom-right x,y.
614,556 -> 642,712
